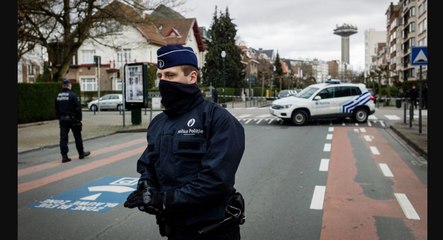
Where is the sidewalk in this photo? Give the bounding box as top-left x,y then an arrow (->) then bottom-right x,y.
17,105 -> 428,160
389,112 -> 428,160
17,110 -> 151,154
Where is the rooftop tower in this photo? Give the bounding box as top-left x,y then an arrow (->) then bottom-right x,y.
333,23 -> 358,64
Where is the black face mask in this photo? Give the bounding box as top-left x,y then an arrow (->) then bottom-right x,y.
159,80 -> 202,117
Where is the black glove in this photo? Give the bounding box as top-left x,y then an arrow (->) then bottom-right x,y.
124,180 -> 163,215
137,188 -> 163,214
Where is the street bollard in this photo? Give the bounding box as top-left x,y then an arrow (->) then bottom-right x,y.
409,99 -> 413,128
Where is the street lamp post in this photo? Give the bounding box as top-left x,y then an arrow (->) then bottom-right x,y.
221,50 -> 226,107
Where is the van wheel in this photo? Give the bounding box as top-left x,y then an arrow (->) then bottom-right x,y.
117,104 -> 123,111
292,110 -> 308,126
353,108 -> 368,123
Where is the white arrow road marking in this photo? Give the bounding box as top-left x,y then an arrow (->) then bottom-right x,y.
81,193 -> 102,201
88,185 -> 135,193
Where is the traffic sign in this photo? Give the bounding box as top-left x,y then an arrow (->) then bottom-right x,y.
411,47 -> 428,66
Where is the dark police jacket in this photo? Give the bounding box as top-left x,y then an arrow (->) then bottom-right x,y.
55,88 -> 82,121
136,97 -> 245,227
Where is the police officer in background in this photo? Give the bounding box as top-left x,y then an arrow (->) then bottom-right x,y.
124,45 -> 245,240
55,79 -> 90,163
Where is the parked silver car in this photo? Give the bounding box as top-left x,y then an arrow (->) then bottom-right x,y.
277,89 -> 298,99
87,94 -> 123,111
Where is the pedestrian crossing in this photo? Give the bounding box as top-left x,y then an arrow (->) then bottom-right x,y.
232,113 -> 401,127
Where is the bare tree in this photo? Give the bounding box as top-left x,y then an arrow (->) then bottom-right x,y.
18,0 -> 183,82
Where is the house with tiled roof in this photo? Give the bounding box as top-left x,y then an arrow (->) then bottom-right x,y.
257,48 -> 275,61
65,1 -> 205,97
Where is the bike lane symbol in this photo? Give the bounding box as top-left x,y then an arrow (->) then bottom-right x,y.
29,176 -> 138,213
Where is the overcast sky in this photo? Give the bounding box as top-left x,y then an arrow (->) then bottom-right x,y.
178,0 -> 394,71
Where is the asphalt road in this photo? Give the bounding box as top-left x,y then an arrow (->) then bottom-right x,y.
18,112 -> 427,239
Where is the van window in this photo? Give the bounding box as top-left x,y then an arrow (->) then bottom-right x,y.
350,87 -> 362,96
334,86 -> 361,97
317,87 -> 334,99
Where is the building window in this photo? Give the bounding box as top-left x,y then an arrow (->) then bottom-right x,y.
418,37 -> 427,46
117,49 -> 132,68
27,64 -> 35,76
81,50 -> 96,64
110,76 -> 123,91
409,7 -> 416,17
418,19 -> 426,34
114,78 -> 123,91
80,77 -> 97,91
418,3 -> 426,16
409,22 -> 415,32
409,37 -> 416,47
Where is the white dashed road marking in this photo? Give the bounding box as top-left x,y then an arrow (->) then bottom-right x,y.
323,143 -> 331,152
394,193 -> 420,220
310,185 -> 326,210
319,159 -> 329,172
379,163 -> 394,177
370,146 -> 380,155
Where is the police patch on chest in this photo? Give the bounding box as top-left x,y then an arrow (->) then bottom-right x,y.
176,118 -> 204,136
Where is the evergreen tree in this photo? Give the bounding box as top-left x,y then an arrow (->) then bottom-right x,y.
274,52 -> 283,76
273,52 -> 283,87
202,7 -> 244,91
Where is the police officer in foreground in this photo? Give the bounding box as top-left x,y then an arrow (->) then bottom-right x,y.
124,45 -> 246,240
55,79 -> 90,163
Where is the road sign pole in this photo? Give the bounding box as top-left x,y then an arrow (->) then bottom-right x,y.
410,46 -> 427,134
419,65 -> 422,134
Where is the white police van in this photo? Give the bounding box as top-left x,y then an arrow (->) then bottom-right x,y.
269,80 -> 375,126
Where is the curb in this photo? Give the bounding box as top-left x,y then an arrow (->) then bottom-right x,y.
390,126 -> 427,160
116,128 -> 146,133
